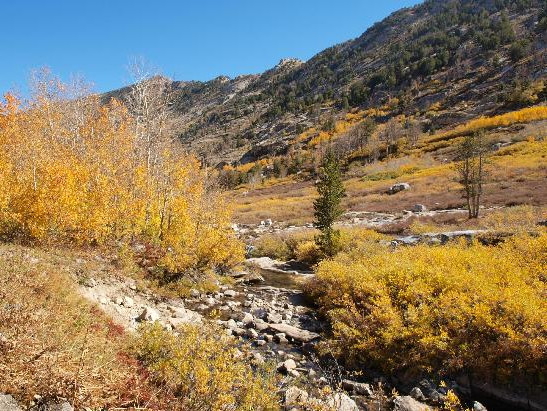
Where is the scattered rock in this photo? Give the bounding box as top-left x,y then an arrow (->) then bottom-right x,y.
284,386 -> 308,409
241,312 -> 254,325
268,323 -> 320,343
190,289 -> 200,298
409,387 -> 427,402
246,328 -> 259,338
412,204 -> 427,213
393,395 -> 429,411
274,332 -> 289,344
136,306 -> 160,322
122,296 -> 134,307
224,289 -> 237,298
389,182 -> 411,194
341,379 -> 373,396
326,392 -> 359,411
473,401 -> 488,411
278,359 -> 297,373
267,312 -> 283,323
253,319 -> 269,331
29,399 -> 73,411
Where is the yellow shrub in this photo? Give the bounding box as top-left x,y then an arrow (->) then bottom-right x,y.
426,106 -> 547,144
307,233 -> 547,386
133,322 -> 278,410
479,205 -> 547,233
295,240 -> 322,265
252,234 -> 291,260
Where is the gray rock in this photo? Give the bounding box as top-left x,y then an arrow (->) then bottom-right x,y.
267,312 -> 283,323
326,393 -> 359,411
268,323 -> 320,343
204,297 -> 216,306
389,182 -> 411,194
393,395 -> 429,411
122,296 -> 134,307
44,401 -> 74,411
278,359 -> 297,373
168,310 -> 203,328
412,204 -> 427,212
284,386 -> 308,409
274,332 -> 289,344
241,312 -> 254,325
136,306 -> 160,322
226,319 -> 238,330
232,327 -> 247,336
0,394 -> 22,411
473,401 -> 488,411
246,328 -> 259,338
341,379 -> 373,396
254,319 -> 269,331
409,387 -> 427,402
224,289 -> 237,298
190,289 -> 200,298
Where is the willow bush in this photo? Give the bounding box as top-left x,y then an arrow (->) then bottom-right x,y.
307,232 -> 547,386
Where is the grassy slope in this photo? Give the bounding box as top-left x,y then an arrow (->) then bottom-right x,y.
231,116 -> 547,225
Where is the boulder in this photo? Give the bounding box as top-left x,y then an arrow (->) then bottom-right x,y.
253,319 -> 269,331
326,393 -> 359,411
412,204 -> 427,212
274,333 -> 289,344
224,289 -> 237,298
389,182 -> 411,194
284,386 -> 308,409
168,309 -> 202,327
473,401 -> 487,411
409,387 -> 427,402
341,379 -> 373,396
122,296 -> 134,307
246,328 -> 259,338
241,312 -> 254,325
268,323 -> 320,343
136,306 -> 160,322
267,312 -> 283,323
0,394 -> 22,411
393,395 -> 429,411
278,359 -> 297,373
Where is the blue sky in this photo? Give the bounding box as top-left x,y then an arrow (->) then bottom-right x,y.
3,1 -> 421,94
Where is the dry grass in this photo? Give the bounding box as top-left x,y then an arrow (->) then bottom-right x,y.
232,124 -> 547,224
0,244 -> 281,410
0,244 -> 150,409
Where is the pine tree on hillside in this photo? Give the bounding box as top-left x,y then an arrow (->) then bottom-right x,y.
313,150 -> 346,257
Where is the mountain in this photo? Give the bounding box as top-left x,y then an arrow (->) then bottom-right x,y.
103,0 -> 546,166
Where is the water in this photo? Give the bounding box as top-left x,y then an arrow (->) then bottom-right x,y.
257,269 -> 313,290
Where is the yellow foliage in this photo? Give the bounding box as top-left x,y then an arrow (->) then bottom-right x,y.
308,233 -> 547,385
0,91 -> 243,273
427,106 -> 547,144
294,240 -> 321,265
133,322 -> 278,410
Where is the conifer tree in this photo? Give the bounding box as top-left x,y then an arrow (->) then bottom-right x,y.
313,150 -> 346,257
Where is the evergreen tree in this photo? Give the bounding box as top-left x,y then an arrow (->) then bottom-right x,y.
313,150 -> 346,257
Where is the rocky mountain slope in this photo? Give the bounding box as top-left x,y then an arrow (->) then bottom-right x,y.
104,0 -> 546,166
